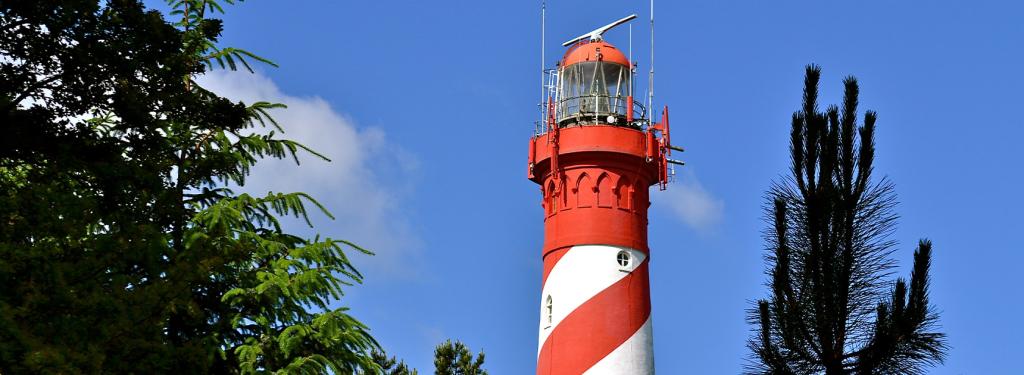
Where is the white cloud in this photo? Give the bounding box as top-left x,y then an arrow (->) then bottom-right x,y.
656,169 -> 724,233
198,70 -> 421,280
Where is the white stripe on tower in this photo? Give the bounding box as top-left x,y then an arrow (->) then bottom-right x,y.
537,244 -> 653,374
584,317 -> 654,373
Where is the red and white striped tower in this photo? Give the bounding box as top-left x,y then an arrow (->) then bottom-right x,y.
528,14 -> 681,375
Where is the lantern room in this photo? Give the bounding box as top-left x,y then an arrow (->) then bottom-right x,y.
536,14 -> 648,131
556,40 -> 642,127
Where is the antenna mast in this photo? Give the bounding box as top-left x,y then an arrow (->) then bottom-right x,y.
648,0 -> 655,122
622,23 -> 630,99
540,1 -> 546,131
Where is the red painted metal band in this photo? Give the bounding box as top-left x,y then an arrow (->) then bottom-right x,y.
537,259 -> 652,375
531,126 -> 653,166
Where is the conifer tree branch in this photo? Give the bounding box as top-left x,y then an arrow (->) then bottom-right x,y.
748,66 -> 946,375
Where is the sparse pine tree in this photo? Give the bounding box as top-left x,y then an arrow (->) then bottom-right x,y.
367,350 -> 418,375
747,65 -> 947,375
434,340 -> 487,375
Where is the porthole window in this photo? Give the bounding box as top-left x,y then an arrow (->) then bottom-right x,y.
616,250 -> 631,268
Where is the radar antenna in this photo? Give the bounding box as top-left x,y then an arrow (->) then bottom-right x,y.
561,14 -> 638,46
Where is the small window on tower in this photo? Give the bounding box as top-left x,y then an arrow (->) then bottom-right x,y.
545,295 -> 554,326
616,250 -> 631,268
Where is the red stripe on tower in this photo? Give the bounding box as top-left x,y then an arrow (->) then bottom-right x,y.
538,254 -> 651,374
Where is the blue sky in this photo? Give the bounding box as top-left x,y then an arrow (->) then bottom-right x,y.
155,1 -> 1022,373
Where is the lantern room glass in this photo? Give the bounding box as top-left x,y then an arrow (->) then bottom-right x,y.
558,61 -> 631,123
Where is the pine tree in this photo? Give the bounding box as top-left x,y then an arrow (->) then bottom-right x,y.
434,340 -> 487,375
747,65 -> 947,374
367,350 -> 418,375
0,0 -> 377,372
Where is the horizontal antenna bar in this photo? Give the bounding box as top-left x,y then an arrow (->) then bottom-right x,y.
562,14 -> 638,46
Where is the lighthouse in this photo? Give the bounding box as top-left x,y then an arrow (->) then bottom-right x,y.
528,13 -> 681,375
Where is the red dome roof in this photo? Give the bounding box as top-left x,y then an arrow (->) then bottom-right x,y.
562,40 -> 630,67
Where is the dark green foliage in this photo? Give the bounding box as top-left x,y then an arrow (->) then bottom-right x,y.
360,340 -> 488,375
747,65 -> 946,374
434,340 -> 487,375
0,0 -> 376,373
367,350 -> 418,375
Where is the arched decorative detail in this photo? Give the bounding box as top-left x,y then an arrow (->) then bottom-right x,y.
633,179 -> 647,213
559,178 -> 570,211
576,173 -> 595,208
597,172 -> 614,208
565,172 -> 578,210
615,175 -> 632,210
546,180 -> 557,216
628,181 -> 637,212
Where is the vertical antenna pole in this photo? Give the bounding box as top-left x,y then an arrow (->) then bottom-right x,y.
629,23 -> 633,97
540,1 -> 546,133
648,0 -> 655,122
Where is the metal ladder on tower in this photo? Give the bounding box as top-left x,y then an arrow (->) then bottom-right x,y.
542,68 -> 559,133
